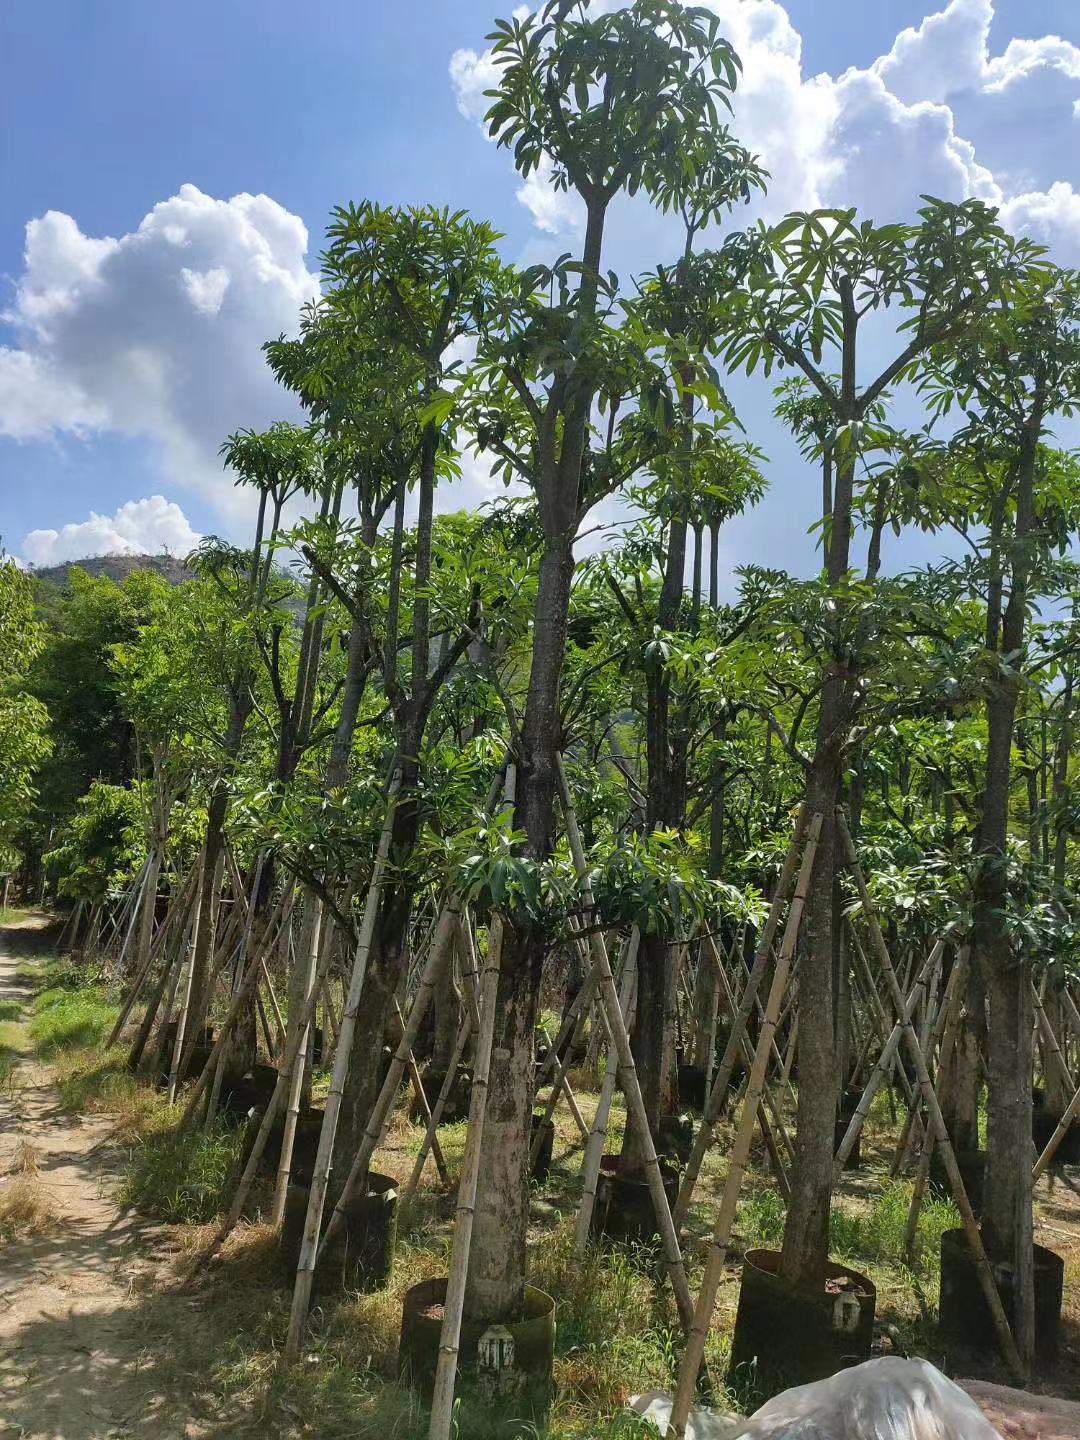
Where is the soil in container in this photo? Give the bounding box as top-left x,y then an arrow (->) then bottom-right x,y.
728,1248 -> 876,1393
412,1063 -> 472,1123
531,1114 -> 555,1184
151,1023 -> 213,1087
938,1229 -> 1063,1361
590,1153 -> 680,1247
929,1148 -> 985,1216
280,1172 -> 397,1294
399,1277 -> 555,1430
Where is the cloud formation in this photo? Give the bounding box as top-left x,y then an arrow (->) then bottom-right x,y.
20,495 -> 201,567
450,0 -> 1080,260
0,185 -> 319,518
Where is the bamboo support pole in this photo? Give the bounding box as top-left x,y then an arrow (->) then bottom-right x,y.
667,814 -> 822,1437
558,756 -> 696,1336
426,905 -> 504,1440
200,891 -> 355,1261
1034,1075 -> 1080,1180
178,882 -> 288,1128
105,861 -> 182,1048
282,775 -> 401,1367
671,808 -> 809,1234
270,900 -> 324,1226
316,905 -> 461,1255
903,950 -> 969,1260
709,939 -> 792,1191
573,931 -> 640,1254
836,810 -> 1025,1381
833,937 -> 942,1174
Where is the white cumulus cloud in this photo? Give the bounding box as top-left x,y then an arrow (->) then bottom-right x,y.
20,495 -> 202,567
0,184 -> 319,521
449,0 -> 1080,265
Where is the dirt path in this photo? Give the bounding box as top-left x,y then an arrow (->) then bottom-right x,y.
0,915 -> 215,1440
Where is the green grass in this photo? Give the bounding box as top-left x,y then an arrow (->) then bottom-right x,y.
0,1021 -> 21,1093
738,1180 -> 959,1277
29,974 -> 118,1057
120,1115 -> 247,1224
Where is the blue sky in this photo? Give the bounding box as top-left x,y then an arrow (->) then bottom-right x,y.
2,0 -> 1079,580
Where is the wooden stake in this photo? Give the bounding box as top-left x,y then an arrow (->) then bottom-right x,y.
667,814 -> 822,1436
836,810 -> 1025,1381
426,902 -> 504,1440
558,756 -> 696,1335
672,807 -> 809,1234
282,774 -> 401,1367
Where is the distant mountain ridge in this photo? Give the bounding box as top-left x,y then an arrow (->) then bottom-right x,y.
30,552 -> 194,587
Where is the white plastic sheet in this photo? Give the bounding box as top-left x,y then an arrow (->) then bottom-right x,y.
631,1357 -> 1004,1439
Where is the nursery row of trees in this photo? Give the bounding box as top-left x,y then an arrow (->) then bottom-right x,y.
5,0 -> 1080,1425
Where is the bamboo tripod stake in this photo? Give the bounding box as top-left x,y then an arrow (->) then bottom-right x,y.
833,938 -> 944,1174
667,814 -> 822,1438
557,755 -> 697,1335
401,915 -> 484,1205
902,950 -> 969,1260
317,896 -> 462,1258
426,906 -> 504,1440
836,810 -> 1025,1380
672,806 -> 810,1234
282,773 -> 401,1367
573,929 -> 640,1253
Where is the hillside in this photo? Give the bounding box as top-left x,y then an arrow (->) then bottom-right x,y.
29,552 -> 194,588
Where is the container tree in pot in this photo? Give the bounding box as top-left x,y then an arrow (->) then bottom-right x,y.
917,268 -> 1080,1365
412,0 -> 751,1420
713,198 -> 1035,1388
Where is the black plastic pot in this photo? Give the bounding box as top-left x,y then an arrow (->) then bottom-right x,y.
678,1063 -> 708,1113
658,1113 -> 694,1166
280,1173 -> 397,1294
930,1148 -> 985,1216
590,1154 -> 680,1247
729,1248 -> 876,1391
241,1103 -> 324,1186
220,1062 -> 279,1124
530,1114 -> 555,1183
1032,1101 -> 1080,1167
151,1023 -> 214,1087
412,1063 -> 472,1123
399,1278 -> 555,1426
938,1228 -> 1063,1361
834,1092 -> 862,1170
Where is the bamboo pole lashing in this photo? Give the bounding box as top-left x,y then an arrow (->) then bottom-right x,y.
671,806 -> 810,1234
836,809 -> 1025,1381
666,813 -> 822,1437
558,755 -> 697,1338
282,774 -> 401,1366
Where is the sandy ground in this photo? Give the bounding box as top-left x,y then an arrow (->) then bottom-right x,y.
0,915 -> 212,1440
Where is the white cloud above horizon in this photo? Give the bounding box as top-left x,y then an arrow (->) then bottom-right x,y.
19,494 -> 202,568
0,184 -> 319,524
4,0 -> 1080,565
449,0 -> 1080,260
